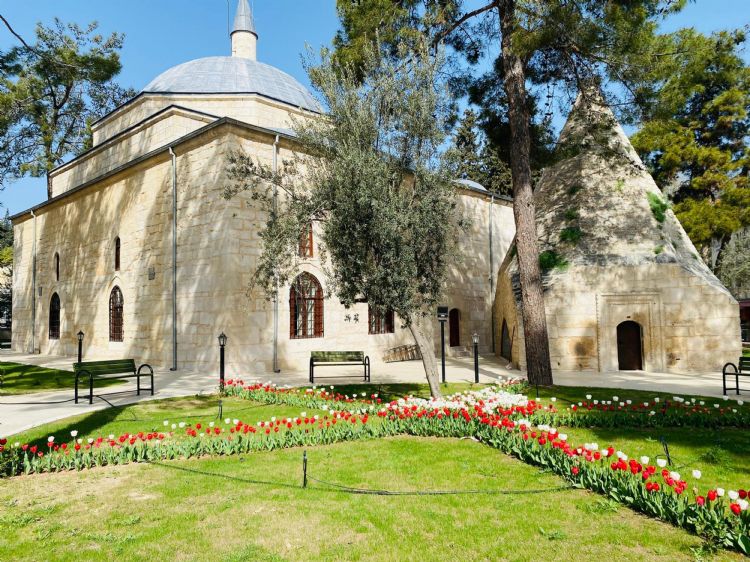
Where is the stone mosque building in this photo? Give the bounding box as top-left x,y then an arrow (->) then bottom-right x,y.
10,1 -> 740,376
10,1 -> 514,374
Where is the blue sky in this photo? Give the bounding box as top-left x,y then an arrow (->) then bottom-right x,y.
0,0 -> 748,215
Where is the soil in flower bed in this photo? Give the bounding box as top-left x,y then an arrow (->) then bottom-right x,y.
0,362 -> 126,395
563,426 -> 750,493
0,437 -> 735,562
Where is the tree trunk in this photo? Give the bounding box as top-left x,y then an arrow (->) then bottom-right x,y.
498,0 -> 553,386
47,173 -> 52,200
408,313 -> 441,398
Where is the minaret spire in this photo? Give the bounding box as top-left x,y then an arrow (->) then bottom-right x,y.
231,0 -> 257,60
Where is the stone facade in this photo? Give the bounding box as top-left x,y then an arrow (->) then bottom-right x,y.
495,93 -> 741,374
12,113 -> 513,374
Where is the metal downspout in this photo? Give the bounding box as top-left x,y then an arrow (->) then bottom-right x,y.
272,134 -> 281,373
489,194 -> 496,353
169,147 -> 177,371
30,210 -> 37,354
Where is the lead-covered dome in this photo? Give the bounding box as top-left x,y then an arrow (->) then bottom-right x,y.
142,56 -> 320,113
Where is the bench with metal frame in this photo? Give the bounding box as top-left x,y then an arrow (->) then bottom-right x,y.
309,351 -> 370,384
73,359 -> 154,404
722,357 -> 750,395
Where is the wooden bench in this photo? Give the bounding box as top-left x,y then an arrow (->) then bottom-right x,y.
722,357 -> 750,395
309,351 -> 370,384
74,359 -> 154,404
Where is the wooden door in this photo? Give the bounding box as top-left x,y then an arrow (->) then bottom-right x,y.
617,321 -> 643,370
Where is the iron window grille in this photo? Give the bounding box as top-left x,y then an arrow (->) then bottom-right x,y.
109,286 -> 124,342
289,272 -> 323,339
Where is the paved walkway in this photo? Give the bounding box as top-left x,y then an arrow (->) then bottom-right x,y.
0,350 -> 735,438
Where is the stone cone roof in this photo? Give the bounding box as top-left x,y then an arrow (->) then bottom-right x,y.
500,90 -> 730,296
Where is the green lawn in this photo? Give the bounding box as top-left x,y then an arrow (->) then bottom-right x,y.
8,395 -> 330,447
0,362 -> 124,395
0,437 -> 738,561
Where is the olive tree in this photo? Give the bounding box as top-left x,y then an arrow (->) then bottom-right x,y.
225,45 -> 461,397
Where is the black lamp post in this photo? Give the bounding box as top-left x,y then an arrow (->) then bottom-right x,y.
472,333 -> 479,384
437,307 -> 449,384
76,331 -> 84,364
218,332 -> 227,391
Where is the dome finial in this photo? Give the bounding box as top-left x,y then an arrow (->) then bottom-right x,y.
231,0 -> 257,60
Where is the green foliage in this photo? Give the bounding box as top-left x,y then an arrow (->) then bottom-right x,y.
225,43 -> 458,331
568,184 -> 583,196
717,230 -> 750,299
564,209 -> 579,221
631,28 -> 750,263
539,250 -> 568,272
653,245 -> 664,255
560,226 -> 583,245
647,192 -> 669,223
445,109 -> 511,195
0,18 -> 135,191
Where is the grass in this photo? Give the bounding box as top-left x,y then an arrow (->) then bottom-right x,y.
0,436 -> 739,561
0,362 -> 124,395
7,395 -> 330,446
563,426 -> 750,492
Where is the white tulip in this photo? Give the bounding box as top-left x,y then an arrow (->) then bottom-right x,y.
171,424 -> 176,430
717,488 -> 725,497
657,459 -> 667,468
613,396 -> 619,402
626,400 -> 632,405
209,422 -> 215,427
640,456 -> 650,465
739,499 -> 749,511
723,395 -> 729,401
233,419 -> 239,425
738,400 -> 744,406
550,397 -> 557,402
654,397 -> 660,403
586,394 -> 592,400
47,436 -> 54,443
729,491 -> 739,501
179,422 -> 186,428
163,420 -> 169,426
70,430 -> 78,438
558,433 -> 568,441
225,418 -> 231,424
109,434 -> 114,440
692,469 -> 701,479
669,471 -> 680,481
77,438 -> 82,444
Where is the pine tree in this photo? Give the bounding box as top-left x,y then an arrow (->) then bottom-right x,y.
632,29 -> 750,269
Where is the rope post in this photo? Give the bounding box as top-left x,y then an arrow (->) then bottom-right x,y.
218,399 -> 223,420
659,436 -> 672,466
302,450 -> 308,488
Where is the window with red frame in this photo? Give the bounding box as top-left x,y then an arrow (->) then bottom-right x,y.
289,272 -> 323,338
368,307 -> 395,334
298,222 -> 313,258
109,286 -> 124,342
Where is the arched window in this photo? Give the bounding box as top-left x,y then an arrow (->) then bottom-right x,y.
114,237 -> 121,271
49,293 -> 60,340
109,286 -> 124,342
54,252 -> 60,281
298,223 -> 313,258
289,272 -> 323,338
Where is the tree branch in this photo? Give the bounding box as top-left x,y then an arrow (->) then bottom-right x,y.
431,1 -> 500,46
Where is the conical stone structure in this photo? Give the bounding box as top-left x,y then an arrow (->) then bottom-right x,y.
495,92 -> 741,373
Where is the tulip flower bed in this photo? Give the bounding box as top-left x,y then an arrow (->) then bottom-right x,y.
223,379 -> 382,410
3,384 -> 750,555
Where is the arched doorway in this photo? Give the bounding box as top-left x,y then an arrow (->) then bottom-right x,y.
449,308 -> 460,347
500,319 -> 512,361
616,321 -> 643,370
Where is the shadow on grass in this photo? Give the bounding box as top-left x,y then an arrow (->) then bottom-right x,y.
0,361 -> 125,395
